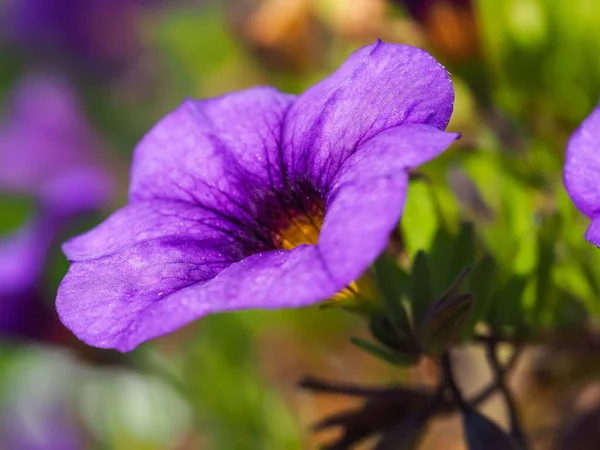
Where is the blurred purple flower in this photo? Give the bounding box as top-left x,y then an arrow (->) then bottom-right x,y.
2,0 -> 156,74
0,74 -> 112,216
2,406 -> 81,450
564,105 -> 600,248
57,41 -> 457,352
0,220 -> 55,338
0,74 -> 112,338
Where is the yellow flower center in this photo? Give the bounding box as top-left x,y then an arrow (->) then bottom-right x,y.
276,208 -> 378,311
278,211 -> 323,250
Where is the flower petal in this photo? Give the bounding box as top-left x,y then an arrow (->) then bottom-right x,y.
283,40 -> 454,190
564,104 -> 600,218
129,87 -> 295,222
318,124 -> 459,283
58,237 -> 241,350
585,218 -> 600,248
63,200 -> 258,262
57,244 -> 344,351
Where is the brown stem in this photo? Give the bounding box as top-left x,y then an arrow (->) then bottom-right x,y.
485,339 -> 529,449
298,376 -> 412,397
441,351 -> 468,410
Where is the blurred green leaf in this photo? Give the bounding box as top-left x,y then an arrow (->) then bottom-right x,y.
448,222 -> 476,287
373,253 -> 411,335
551,292 -> 589,329
428,227 -> 455,295
401,181 -> 439,255
463,255 -> 498,340
0,195 -> 35,234
153,5 -> 252,98
183,314 -> 302,450
368,314 -> 418,358
417,293 -> 473,357
410,251 -> 435,325
350,337 -> 419,366
488,276 -> 529,336
533,214 -> 561,326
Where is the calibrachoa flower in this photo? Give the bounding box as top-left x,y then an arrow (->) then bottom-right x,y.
57,41 -> 458,351
564,104 -> 600,247
0,74 -> 112,338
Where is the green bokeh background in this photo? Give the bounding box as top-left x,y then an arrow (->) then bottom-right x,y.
1,0 -> 600,448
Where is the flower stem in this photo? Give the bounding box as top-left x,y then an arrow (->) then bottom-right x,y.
485,338 -> 529,449
440,351 -> 468,410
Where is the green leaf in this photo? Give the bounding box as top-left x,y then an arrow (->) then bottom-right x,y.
183,314 -> 302,449
350,337 -> 419,366
551,292 -> 589,329
533,214 -> 561,326
463,407 -> 520,450
410,251 -> 435,325
369,314 -> 418,356
401,181 -> 439,255
417,293 -> 473,357
448,222 -> 476,287
0,194 -> 35,234
429,227 -> 455,295
373,253 -> 411,335
487,276 -> 528,335
462,255 -> 498,340
438,266 -> 473,303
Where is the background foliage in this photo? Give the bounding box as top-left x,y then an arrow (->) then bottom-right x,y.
1,0 -> 600,448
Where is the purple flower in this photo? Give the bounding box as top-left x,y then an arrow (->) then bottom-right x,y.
0,74 -> 112,216
2,0 -> 155,74
0,74 -> 112,338
57,41 -> 458,351
564,104 -> 600,248
0,220 -> 56,338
